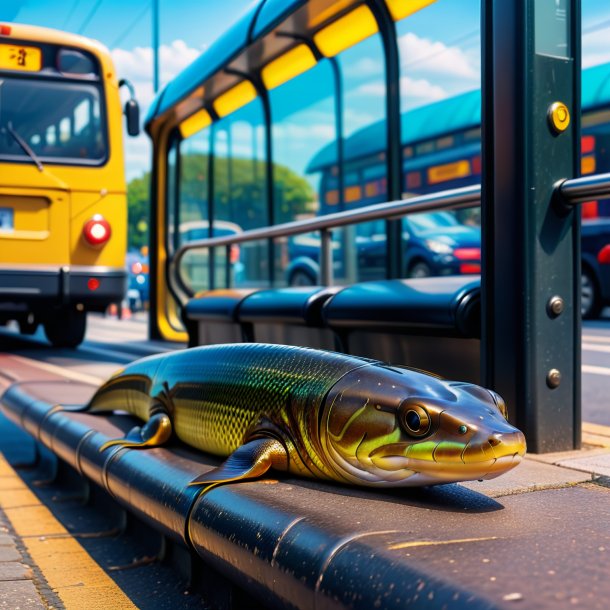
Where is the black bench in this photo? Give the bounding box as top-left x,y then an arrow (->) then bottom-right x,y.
182,277 -> 481,383
237,286 -> 341,350
322,276 -> 481,383
182,288 -> 257,347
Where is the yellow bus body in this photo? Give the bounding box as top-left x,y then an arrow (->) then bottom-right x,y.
0,24 -> 128,346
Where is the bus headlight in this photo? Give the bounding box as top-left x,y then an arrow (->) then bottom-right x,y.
83,214 -> 112,247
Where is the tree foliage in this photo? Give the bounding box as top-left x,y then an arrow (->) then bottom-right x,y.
126,154 -> 314,250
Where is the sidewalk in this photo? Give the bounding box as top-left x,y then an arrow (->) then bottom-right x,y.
1,403 -> 610,609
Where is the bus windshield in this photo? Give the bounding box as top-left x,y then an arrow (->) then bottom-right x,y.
0,77 -> 107,164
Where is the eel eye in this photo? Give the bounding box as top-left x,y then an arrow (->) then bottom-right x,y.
400,404 -> 431,438
458,425 -> 468,434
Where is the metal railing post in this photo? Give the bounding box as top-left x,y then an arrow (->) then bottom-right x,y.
319,229 -> 334,286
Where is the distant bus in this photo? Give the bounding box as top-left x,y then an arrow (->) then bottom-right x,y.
0,23 -> 139,347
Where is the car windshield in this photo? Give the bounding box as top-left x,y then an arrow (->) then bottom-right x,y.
406,212 -> 459,235
0,77 -> 107,164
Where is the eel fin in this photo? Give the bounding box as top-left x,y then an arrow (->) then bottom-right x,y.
188,438 -> 287,486
99,412 -> 172,452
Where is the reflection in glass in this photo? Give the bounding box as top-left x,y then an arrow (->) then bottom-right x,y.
395,0 -> 482,277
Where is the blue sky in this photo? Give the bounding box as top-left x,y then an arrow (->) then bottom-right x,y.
2,0 -> 610,181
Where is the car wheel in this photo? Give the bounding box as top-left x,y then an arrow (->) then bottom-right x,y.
43,309 -> 87,348
289,270 -> 316,286
408,261 -> 432,279
581,268 -> 602,320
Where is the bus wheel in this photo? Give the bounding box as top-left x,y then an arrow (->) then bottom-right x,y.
43,309 -> 87,348
19,314 -> 39,335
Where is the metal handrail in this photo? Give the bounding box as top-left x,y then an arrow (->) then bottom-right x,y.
171,184 -> 482,300
170,172 -> 610,302
559,172 -> 610,204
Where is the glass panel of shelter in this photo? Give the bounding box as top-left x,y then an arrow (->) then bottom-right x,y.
395,0 -> 482,278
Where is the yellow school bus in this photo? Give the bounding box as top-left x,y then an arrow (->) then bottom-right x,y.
0,23 -> 138,347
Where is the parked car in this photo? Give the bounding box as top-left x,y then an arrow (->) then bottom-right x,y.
286,211 -> 481,285
581,218 -> 610,319
126,249 -> 149,311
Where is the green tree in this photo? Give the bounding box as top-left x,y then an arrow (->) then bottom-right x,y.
126,155 -> 313,250
126,173 -> 150,251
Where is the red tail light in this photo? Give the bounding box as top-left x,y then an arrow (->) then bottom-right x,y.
229,244 -> 240,264
454,247 -> 481,261
460,263 -> 481,274
83,215 -> 111,246
598,245 -> 610,265
0,25 -> 11,36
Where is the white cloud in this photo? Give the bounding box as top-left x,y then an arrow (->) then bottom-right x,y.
400,76 -> 447,109
398,32 -> 479,81
111,40 -> 201,180
356,76 -> 446,108
583,27 -> 610,68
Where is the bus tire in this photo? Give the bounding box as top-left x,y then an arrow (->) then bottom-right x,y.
19,314 -> 39,335
44,309 -> 87,348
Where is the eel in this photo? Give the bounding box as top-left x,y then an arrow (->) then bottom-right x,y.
86,343 -> 526,487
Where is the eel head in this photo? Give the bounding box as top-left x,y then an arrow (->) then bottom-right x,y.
320,365 -> 526,487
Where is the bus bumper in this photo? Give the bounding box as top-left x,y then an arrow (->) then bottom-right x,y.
0,266 -> 127,313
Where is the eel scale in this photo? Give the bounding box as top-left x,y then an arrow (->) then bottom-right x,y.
86,343 -> 526,487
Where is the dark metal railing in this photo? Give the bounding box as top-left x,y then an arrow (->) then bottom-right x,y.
170,172 -> 610,303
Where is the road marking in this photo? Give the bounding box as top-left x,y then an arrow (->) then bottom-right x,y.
583,364 -> 610,376
0,453 -> 137,609
583,343 -> 610,354
582,335 -> 610,344
388,536 -> 498,551
8,354 -> 107,384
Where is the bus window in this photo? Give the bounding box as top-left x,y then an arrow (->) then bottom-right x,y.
212,100 -> 268,288
270,61 -> 335,285
395,0 -> 481,277
334,30 -> 387,284
171,122 -> 211,294
0,78 -> 106,163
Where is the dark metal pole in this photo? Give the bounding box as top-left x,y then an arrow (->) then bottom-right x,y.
482,0 -> 581,452
368,0 -> 403,280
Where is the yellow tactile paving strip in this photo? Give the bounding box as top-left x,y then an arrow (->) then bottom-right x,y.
0,453 -> 137,609
583,421 -> 610,448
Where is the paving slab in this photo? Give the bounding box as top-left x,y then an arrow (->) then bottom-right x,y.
0,580 -> 46,609
555,452 -> 610,477
461,456 -> 592,497
0,561 -> 31,581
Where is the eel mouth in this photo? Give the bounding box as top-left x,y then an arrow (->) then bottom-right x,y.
369,430 -> 526,483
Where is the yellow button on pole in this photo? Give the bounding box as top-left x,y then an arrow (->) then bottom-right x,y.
548,101 -> 570,133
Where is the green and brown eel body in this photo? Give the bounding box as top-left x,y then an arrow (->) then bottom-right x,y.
86,343 -> 526,487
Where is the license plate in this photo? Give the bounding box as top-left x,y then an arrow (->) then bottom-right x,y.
0,43 -> 42,72
0,207 -> 14,232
